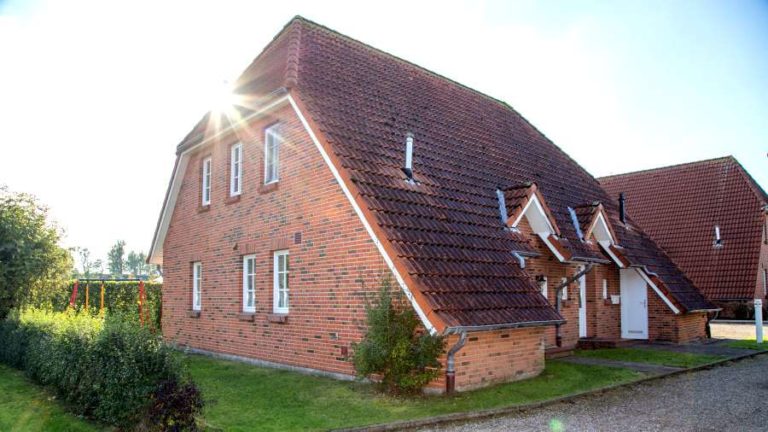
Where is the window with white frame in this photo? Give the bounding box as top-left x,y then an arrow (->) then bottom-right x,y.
602,279 -> 608,300
242,254 -> 256,312
230,143 -> 243,196
273,250 -> 289,313
538,276 -> 548,299
561,277 -> 568,300
264,125 -> 280,184
192,262 -> 202,311
201,158 -> 212,206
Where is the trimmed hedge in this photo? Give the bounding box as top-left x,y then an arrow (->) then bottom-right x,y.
0,308 -> 202,430
56,281 -> 162,329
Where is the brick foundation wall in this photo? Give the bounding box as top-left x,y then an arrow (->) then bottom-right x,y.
648,287 -> 707,343
428,327 -> 546,392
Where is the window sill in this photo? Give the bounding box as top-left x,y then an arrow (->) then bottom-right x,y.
238,312 -> 255,322
188,310 -> 201,318
259,182 -> 279,194
197,205 -> 210,213
225,194 -> 241,205
267,313 -> 288,323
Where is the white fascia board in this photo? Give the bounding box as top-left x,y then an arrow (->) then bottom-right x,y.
288,95 -> 437,335
511,194 -> 555,234
148,95 -> 290,265
598,241 -> 625,268
636,267 -> 681,315
538,233 -> 566,262
592,212 -> 615,244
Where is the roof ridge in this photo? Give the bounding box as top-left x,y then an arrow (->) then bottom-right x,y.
598,155 -> 735,181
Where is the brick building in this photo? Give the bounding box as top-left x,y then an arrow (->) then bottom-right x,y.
601,157 -> 768,318
149,17 -> 716,392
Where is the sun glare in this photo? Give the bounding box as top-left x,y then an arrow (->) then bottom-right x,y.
209,81 -> 239,115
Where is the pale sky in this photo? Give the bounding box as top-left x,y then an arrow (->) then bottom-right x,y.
1,0 -> 766,263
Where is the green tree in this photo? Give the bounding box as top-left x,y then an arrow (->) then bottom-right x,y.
107,240 -> 126,276
353,278 -> 445,394
0,186 -> 73,318
125,250 -> 148,276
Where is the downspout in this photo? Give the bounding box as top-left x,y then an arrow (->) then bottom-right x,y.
445,331 -> 467,394
553,263 -> 595,347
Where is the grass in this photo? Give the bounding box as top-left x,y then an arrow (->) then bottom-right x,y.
575,348 -> 724,368
186,354 -> 643,431
726,339 -> 768,351
0,364 -> 102,432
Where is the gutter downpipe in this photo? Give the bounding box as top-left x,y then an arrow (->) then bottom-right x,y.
445,331 -> 467,394
553,263 -> 595,347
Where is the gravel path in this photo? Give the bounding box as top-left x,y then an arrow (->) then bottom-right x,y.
418,354 -> 768,432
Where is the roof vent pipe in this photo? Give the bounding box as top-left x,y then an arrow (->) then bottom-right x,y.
618,192 -> 626,224
402,132 -> 414,180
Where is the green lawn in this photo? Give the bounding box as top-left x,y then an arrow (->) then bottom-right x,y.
575,348 -> 724,368
726,339 -> 768,351
0,364 -> 102,432
186,355 -> 643,431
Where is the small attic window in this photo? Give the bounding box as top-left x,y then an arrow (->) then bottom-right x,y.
402,132 -> 414,181
714,225 -> 723,248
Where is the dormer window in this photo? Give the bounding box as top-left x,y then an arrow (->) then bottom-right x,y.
714,225 -> 723,247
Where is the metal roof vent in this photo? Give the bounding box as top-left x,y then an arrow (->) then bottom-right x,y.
496,188 -> 508,226
402,132 -> 414,181
714,225 -> 723,248
618,192 -> 626,224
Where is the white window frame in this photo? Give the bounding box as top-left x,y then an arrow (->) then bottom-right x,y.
242,254 -> 256,313
264,125 -> 280,184
230,143 -> 243,196
561,277 -> 568,301
192,262 -> 202,311
539,276 -> 548,299
201,158 -> 212,206
602,279 -> 608,300
273,250 -> 289,314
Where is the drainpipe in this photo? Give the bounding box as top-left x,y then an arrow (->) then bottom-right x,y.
553,264 -> 595,347
445,331 -> 467,394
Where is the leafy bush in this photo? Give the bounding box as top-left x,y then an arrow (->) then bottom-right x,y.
353,279 -> 445,394
54,281 -> 162,329
0,308 -> 202,430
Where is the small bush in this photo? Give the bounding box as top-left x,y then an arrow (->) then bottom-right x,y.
353,279 -> 445,394
0,308 -> 202,430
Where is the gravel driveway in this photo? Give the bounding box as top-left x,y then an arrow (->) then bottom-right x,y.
418,354 -> 768,432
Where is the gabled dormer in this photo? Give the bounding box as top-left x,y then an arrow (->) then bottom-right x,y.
570,202 -> 628,267
498,183 -> 571,262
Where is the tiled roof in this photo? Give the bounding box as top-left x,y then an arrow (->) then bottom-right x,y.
600,157 -> 768,301
188,17 -> 715,329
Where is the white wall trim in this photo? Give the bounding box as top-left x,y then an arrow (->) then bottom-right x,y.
510,193 -> 556,234
148,95 -> 290,264
636,268 -> 681,315
592,212 -> 615,244
599,241 -> 625,268
288,95 -> 437,335
538,233 -> 566,262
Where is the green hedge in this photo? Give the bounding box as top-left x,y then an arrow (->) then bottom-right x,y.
0,309 -> 202,430
56,281 -> 162,329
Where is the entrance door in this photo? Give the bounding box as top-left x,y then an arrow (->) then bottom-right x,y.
620,268 -> 649,339
578,266 -> 587,338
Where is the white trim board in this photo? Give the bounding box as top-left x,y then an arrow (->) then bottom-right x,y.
636,268 -> 681,315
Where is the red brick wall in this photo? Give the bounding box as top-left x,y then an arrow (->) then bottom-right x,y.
429,327 -> 546,392
647,286 -> 707,342
162,104 -> 392,376
161,103 -> 549,390
587,265 -> 621,339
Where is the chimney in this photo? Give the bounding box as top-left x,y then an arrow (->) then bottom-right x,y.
619,192 -> 626,223
402,132 -> 414,180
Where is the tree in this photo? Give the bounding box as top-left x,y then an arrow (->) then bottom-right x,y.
125,250 -> 148,276
107,240 -> 126,276
76,247 -> 96,278
0,185 -> 73,318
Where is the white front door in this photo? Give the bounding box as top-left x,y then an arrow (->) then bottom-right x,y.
620,268 -> 649,339
578,266 -> 587,338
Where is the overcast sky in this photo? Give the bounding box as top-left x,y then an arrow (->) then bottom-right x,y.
1,0 -> 766,263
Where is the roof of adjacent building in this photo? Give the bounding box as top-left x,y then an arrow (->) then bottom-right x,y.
600,156 -> 768,301
156,17 -> 716,331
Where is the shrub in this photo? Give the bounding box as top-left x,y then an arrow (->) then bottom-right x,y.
0,308 -> 202,430
55,281 -> 163,329
352,279 -> 445,394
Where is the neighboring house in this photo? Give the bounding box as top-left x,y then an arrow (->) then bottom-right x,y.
600,156 -> 768,318
148,17 -> 716,392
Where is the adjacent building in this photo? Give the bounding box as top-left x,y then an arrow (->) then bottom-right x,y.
149,17 -> 716,392
600,156 -> 768,318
